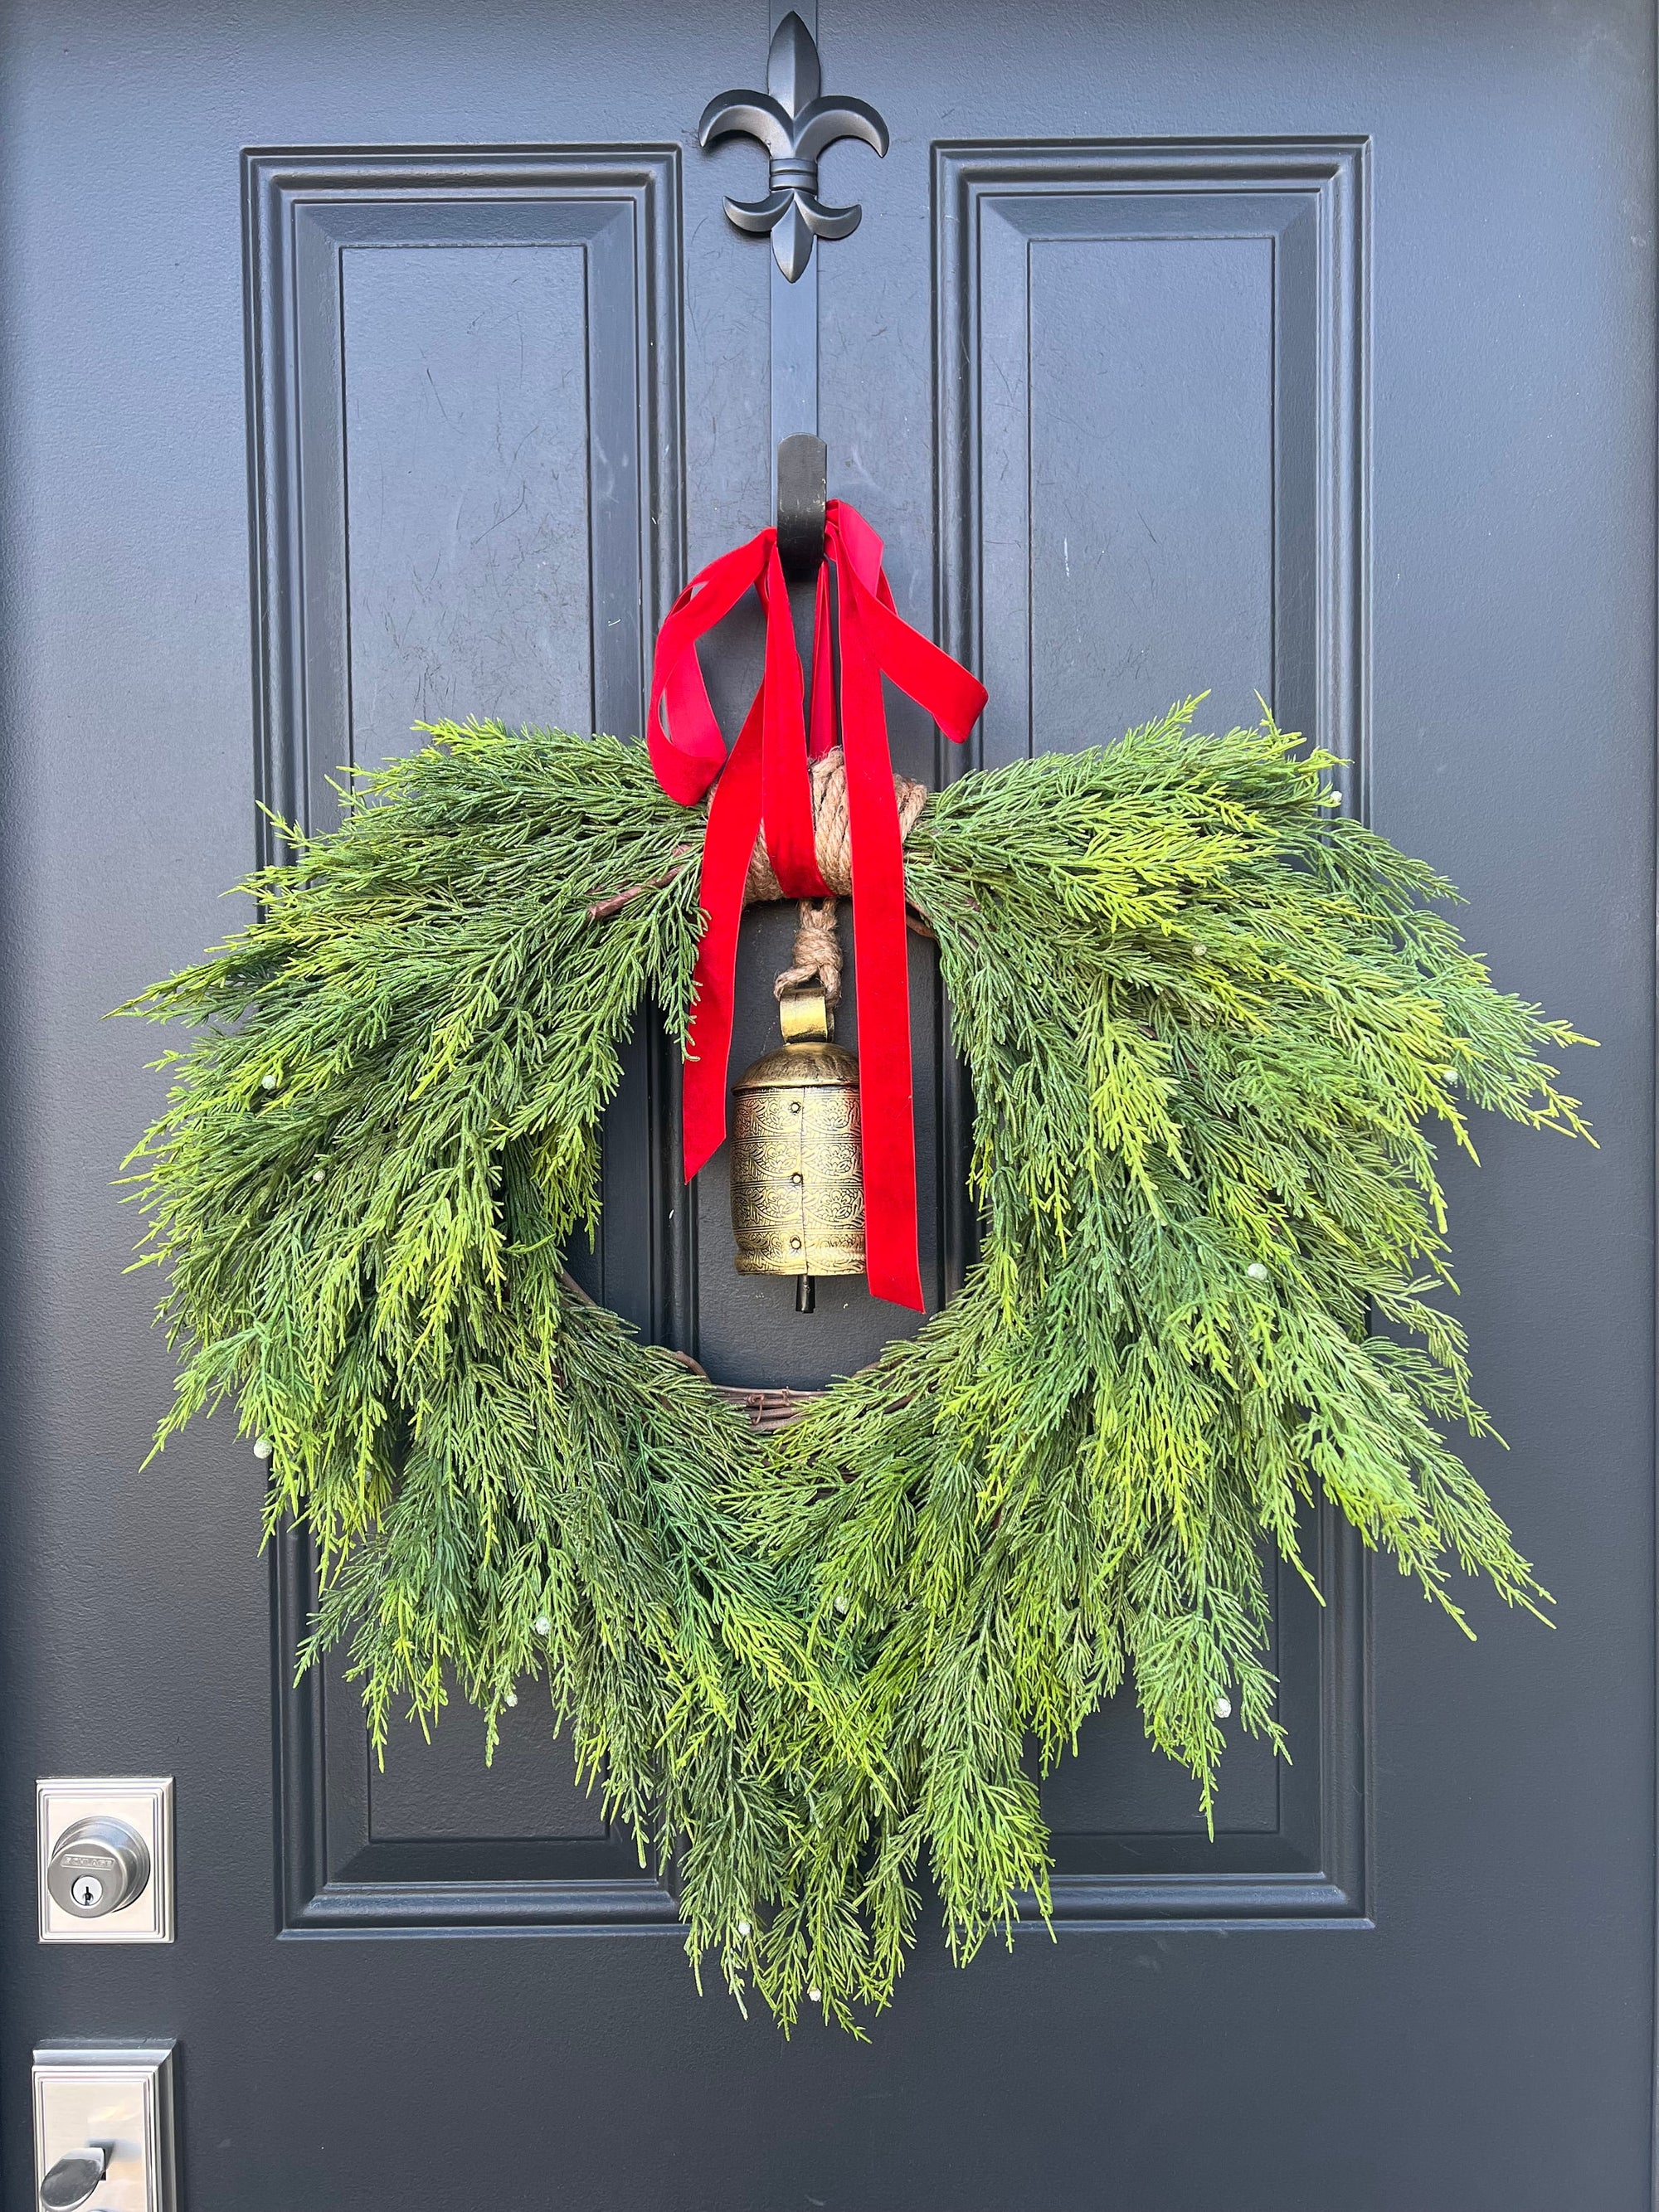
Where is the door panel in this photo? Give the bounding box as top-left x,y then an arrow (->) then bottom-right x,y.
936,144 -> 1360,799
2,2 -> 1652,2207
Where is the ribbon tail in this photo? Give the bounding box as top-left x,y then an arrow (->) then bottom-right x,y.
758,542 -> 829,898
808,564 -> 837,758
683,695 -> 764,1179
825,500 -> 987,746
859,591 -> 987,746
836,576 -> 925,1311
646,532 -> 771,803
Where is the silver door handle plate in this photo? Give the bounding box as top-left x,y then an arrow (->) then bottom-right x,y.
33,2045 -> 176,2212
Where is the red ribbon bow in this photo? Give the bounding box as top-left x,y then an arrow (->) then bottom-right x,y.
644,502 -> 986,1310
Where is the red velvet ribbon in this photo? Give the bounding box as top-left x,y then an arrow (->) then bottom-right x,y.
645,502 -> 986,1310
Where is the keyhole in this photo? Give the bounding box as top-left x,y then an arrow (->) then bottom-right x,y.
70,1874 -> 103,1910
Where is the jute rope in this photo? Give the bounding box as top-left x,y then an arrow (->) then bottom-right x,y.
586,745 -> 932,1009
744,746 -> 929,1006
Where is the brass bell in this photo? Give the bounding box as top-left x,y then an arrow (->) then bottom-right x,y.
730,986 -> 865,1308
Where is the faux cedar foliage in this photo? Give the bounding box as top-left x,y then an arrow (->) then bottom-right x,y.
123,703 -> 1589,2027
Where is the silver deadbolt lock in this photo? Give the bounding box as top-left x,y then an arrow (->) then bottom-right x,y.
46,1817 -> 151,1920
37,1780 -> 173,1942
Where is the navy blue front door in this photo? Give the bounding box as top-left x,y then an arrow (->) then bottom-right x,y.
2,4 -> 1652,2205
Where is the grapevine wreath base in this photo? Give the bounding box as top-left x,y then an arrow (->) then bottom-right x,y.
124,702 -> 1588,2030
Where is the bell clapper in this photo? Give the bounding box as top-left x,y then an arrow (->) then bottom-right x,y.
796,1272 -> 815,1314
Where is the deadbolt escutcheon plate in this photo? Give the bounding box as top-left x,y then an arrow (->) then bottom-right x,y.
37,1780 -> 173,1944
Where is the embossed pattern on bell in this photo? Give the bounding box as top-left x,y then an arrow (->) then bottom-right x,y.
730,1043 -> 865,1276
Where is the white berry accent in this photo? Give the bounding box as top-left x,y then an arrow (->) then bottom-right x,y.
1246,1262 -> 1268,1281
253,1437 -> 273,1461
1214,1694 -> 1232,1719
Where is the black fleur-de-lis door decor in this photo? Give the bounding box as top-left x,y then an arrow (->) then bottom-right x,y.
698,12 -> 889,281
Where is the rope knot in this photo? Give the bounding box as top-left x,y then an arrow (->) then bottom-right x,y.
743,747 -> 928,1005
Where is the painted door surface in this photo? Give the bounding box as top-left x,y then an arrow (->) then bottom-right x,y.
2,2 -> 1653,2206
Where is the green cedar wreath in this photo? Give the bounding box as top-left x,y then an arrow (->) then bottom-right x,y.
122,702 -> 1589,2030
